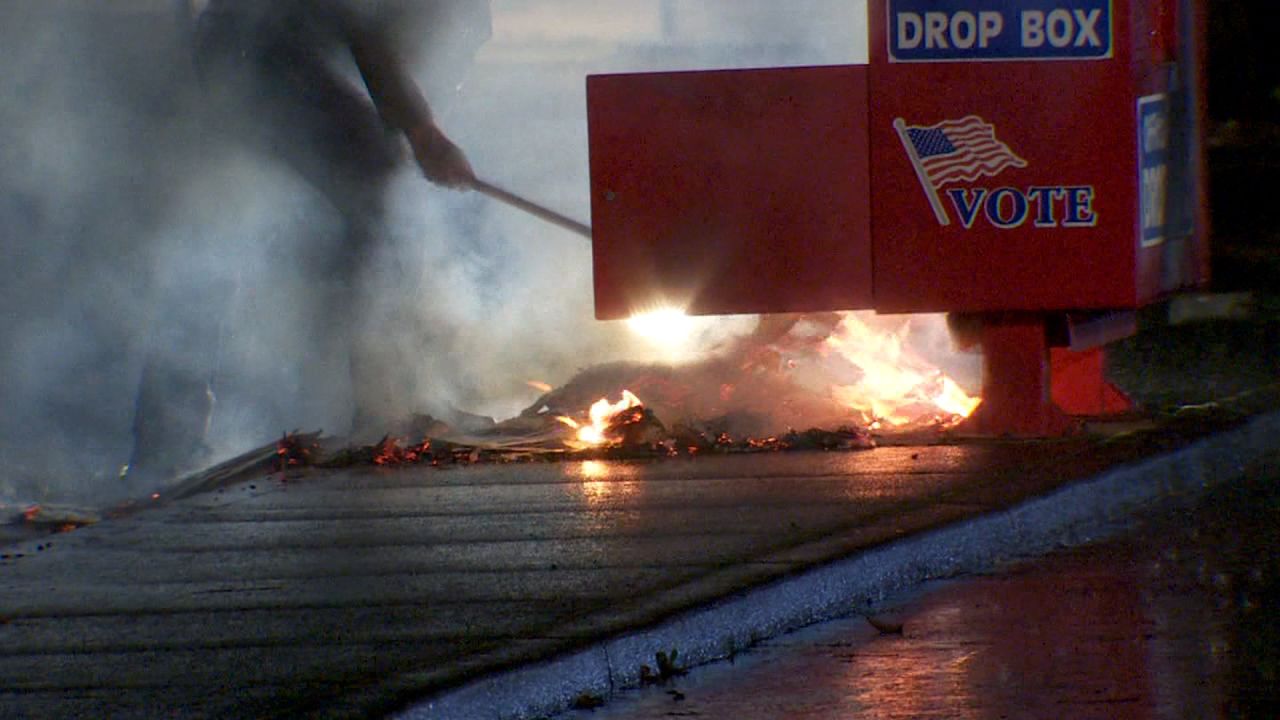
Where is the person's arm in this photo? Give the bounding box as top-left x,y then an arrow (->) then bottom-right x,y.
338,9 -> 475,188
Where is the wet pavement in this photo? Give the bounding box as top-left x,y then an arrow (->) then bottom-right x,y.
1,406 -> 1277,719
2,299 -> 1278,719
555,469 -> 1280,720
0,445 -> 1095,718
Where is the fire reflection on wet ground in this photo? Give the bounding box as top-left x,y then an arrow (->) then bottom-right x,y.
558,472 -> 1280,720
568,460 -> 642,507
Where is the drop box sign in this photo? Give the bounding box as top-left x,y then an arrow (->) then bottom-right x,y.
888,0 -> 1113,62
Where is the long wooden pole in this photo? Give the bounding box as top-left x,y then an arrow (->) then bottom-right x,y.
469,179 -> 593,241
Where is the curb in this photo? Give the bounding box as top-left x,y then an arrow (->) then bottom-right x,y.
394,410 -> 1280,720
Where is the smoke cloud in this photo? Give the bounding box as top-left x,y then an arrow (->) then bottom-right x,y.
3,1 -> 939,506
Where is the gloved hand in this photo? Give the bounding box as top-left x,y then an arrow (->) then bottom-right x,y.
407,123 -> 476,189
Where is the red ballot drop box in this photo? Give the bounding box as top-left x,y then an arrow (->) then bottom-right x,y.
587,0 -> 1209,435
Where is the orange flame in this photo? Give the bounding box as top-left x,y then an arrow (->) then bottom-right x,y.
373,437 -> 432,466
557,390 -> 644,448
824,313 -> 979,428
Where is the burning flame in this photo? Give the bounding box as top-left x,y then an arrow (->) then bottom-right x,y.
372,437 -> 432,466
557,390 -> 644,448
824,313 -> 980,427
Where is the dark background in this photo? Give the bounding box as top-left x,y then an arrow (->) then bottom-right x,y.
1206,0 -> 1280,291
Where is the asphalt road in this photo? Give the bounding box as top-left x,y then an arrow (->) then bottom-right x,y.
556,469 -> 1280,720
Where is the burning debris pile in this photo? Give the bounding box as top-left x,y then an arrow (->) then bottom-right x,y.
3,312 -> 977,538
302,311 -> 979,469
316,396 -> 874,470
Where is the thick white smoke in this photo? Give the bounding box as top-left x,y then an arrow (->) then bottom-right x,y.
2,1 -> 926,506
408,0 -> 874,419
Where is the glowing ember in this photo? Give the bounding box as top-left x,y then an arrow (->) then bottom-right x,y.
526,380 -> 553,394
17,504 -> 100,531
373,437 -> 432,466
557,390 -> 645,448
824,313 -> 980,427
274,432 -> 318,472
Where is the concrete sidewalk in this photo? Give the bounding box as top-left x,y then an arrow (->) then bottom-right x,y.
2,390 -> 1278,718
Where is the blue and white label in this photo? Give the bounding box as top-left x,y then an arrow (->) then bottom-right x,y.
1138,94 -> 1169,248
889,0 -> 1113,62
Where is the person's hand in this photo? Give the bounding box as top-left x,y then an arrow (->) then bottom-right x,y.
407,123 -> 475,189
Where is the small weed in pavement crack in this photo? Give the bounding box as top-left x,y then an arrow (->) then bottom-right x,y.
641,648 -> 688,685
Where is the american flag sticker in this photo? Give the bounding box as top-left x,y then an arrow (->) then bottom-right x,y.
895,116 -> 1027,226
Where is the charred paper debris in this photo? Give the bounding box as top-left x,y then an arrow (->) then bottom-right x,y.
156,350 -> 970,489
1,339 -> 975,543
307,410 -> 875,472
